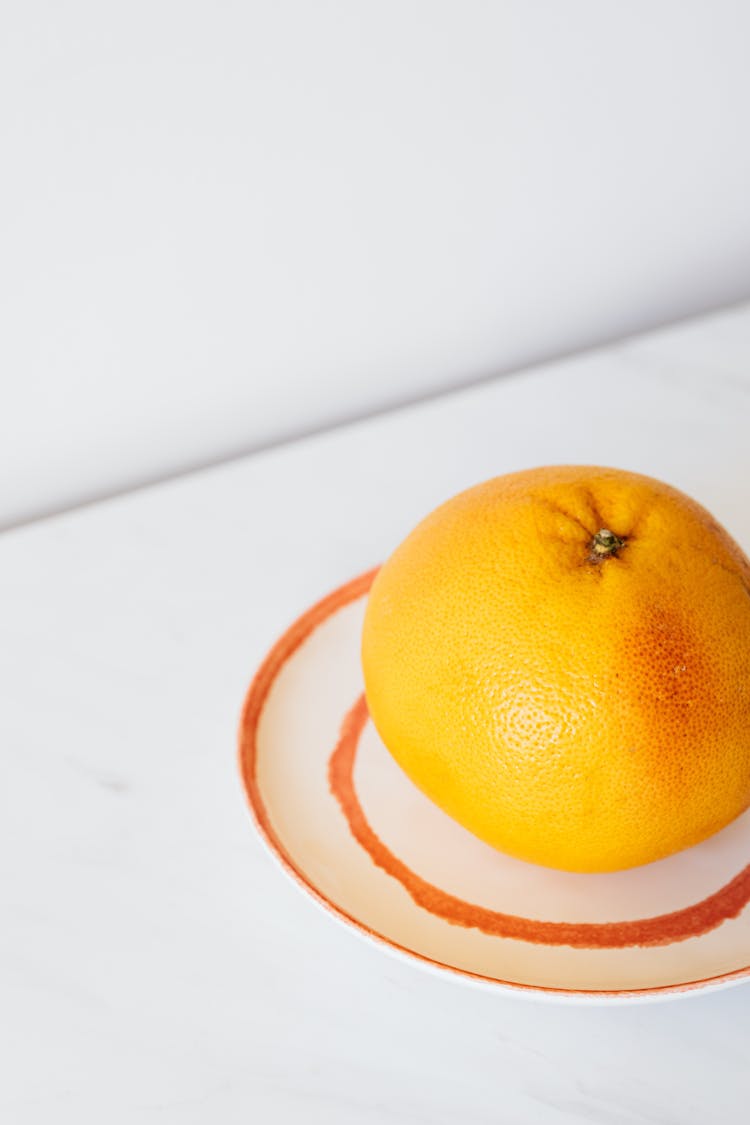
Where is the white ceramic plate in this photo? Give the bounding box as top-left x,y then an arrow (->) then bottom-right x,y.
239,571 -> 750,1001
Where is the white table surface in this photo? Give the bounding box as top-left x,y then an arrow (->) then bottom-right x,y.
5,303 -> 750,1123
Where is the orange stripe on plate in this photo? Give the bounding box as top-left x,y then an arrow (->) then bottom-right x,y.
238,569 -> 750,997
329,694 -> 750,949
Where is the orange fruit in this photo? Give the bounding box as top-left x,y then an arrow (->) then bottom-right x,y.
361,466 -> 750,872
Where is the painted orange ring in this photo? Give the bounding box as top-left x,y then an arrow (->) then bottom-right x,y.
238,569 -> 750,999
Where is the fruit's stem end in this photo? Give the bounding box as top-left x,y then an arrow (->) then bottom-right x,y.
591,528 -> 626,558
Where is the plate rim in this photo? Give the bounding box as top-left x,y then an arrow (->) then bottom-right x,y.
237,568 -> 750,1001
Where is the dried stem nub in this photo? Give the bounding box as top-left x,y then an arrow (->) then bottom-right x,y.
591,528 -> 625,558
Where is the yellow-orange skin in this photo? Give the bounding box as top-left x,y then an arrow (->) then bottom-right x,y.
362,466 -> 750,872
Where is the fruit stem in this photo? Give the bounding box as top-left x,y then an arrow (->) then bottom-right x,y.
591,528 -> 625,558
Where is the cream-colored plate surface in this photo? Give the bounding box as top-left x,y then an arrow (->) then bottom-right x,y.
239,572 -> 750,1001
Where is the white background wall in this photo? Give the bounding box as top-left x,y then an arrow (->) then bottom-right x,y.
3,1 -> 750,528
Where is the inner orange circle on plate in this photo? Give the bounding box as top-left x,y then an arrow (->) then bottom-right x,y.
329,693 -> 750,949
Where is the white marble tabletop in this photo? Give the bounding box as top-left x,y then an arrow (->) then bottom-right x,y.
5,303 -> 750,1123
